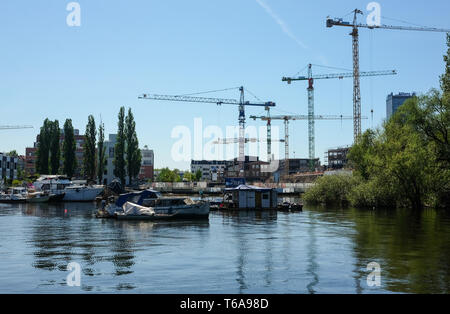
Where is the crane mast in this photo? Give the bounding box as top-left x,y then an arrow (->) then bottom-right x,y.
139,87 -> 275,177
327,9 -> 450,142
282,64 -> 396,169
250,114 -> 356,175
0,125 -> 33,130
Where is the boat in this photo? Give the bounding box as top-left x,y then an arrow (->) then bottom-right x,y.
62,185 -> 104,202
222,185 -> 279,210
277,202 -> 303,212
33,175 -> 104,202
27,191 -> 50,203
0,187 -> 28,203
98,190 -> 210,220
48,193 -> 65,202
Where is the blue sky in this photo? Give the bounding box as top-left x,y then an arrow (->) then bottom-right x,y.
1,0 -> 449,170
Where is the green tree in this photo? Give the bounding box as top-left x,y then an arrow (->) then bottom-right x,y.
8,150 -> 18,157
83,115 -> 97,182
125,108 -> 142,184
114,107 -> 126,186
156,168 -> 182,182
440,33 -> 450,94
49,120 -> 61,175
183,171 -> 193,182
194,169 -> 202,182
36,119 -> 51,174
97,122 -> 106,184
62,119 -> 77,178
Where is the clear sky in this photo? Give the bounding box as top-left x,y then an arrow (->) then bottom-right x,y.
1,0 -> 449,170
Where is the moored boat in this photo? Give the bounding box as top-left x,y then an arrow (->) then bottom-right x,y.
98,190 -> 210,220
0,187 -> 27,203
33,175 -> 104,202
27,191 -> 50,203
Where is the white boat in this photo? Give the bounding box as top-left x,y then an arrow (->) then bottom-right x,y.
100,190 -> 210,219
0,187 -> 28,203
33,175 -> 104,202
27,191 -> 50,203
63,185 -> 104,202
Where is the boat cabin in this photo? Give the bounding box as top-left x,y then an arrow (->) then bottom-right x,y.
115,189 -> 162,207
223,185 -> 278,210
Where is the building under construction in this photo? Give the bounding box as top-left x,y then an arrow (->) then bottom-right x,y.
325,147 -> 351,170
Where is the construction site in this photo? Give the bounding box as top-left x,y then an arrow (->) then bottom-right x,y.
138,9 -> 449,185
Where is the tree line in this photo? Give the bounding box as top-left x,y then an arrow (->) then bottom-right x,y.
36,107 -> 142,186
304,35 -> 450,210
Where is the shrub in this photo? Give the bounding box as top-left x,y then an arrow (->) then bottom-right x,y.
303,174 -> 357,206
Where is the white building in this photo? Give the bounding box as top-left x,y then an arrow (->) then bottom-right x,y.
102,134 -> 130,185
102,135 -> 154,185
190,160 -> 227,182
0,153 -> 19,181
139,146 -> 154,181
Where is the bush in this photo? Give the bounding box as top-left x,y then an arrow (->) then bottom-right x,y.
303,174 -> 357,206
348,178 -> 396,209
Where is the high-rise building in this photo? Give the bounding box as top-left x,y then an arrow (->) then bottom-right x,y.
139,146 -> 154,181
0,153 -> 19,181
103,134 -> 118,185
386,92 -> 416,119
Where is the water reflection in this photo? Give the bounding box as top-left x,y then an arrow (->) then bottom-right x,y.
1,202 -> 450,293
306,211 -> 319,294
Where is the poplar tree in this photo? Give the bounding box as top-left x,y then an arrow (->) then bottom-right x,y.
63,119 -> 77,178
125,108 -> 142,184
49,120 -> 61,175
83,115 -> 97,182
97,122 -> 106,184
36,119 -> 51,174
114,107 -> 126,186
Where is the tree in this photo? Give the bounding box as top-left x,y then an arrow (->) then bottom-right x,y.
49,120 -> 61,175
97,122 -> 106,184
83,115 -> 97,182
125,108 -> 142,184
114,107 -> 126,186
62,119 -> 77,178
36,119 -> 51,174
183,171 -> 194,182
195,169 -> 202,182
440,33 -> 450,95
8,150 -> 18,157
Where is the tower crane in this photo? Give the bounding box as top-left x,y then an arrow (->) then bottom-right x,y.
327,9 -> 450,142
0,125 -> 33,130
282,64 -> 396,169
139,86 -> 275,177
250,114 -> 359,174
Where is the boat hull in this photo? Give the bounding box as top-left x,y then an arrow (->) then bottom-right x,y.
63,187 -> 103,202
103,202 -> 210,220
27,196 -> 50,203
49,193 -> 65,202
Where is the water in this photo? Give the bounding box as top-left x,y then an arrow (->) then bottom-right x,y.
1,201 -> 450,294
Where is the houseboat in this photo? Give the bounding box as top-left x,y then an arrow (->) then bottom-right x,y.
223,185 -> 278,210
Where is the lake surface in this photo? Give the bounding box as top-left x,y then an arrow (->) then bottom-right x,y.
0,201 -> 449,294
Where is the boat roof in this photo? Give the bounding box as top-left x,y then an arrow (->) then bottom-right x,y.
36,175 -> 70,181
116,189 -> 161,207
225,184 -> 274,192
